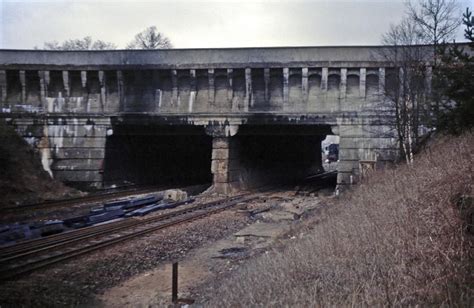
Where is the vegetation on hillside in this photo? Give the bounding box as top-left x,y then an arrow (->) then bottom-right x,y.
0,121 -> 79,207
436,7 -> 474,134
206,132 -> 473,306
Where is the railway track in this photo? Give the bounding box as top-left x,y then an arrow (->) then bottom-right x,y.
0,184 -> 208,213
0,192 -> 265,281
0,186 -> 160,213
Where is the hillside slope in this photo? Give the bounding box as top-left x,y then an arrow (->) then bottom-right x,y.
206,132 -> 473,306
0,121 -> 80,207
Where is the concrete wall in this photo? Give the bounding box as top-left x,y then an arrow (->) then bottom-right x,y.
5,116 -> 110,189
0,47 -> 403,191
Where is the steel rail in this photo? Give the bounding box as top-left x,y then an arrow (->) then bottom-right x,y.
0,194 -> 245,260
0,193 -> 262,280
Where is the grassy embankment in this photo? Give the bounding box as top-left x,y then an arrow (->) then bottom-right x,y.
208,132 -> 473,306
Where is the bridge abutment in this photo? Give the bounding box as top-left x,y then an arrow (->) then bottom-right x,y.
5,116 -> 110,189
333,117 -> 397,190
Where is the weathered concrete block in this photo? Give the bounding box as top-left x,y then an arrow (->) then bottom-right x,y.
338,148 -> 398,161
337,172 -> 356,186
339,136 -> 396,149
337,124 -> 394,137
163,189 -> 188,202
213,170 -> 241,183
212,148 -> 229,160
55,148 -> 105,159
54,170 -> 103,182
211,159 -> 241,173
337,160 -> 360,172
47,136 -> 107,148
212,181 -> 240,195
212,137 -> 230,149
51,158 -> 103,171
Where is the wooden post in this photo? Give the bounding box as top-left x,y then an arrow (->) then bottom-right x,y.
172,262 -> 178,303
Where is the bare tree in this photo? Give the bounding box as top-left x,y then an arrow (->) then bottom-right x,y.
380,18 -> 432,164
41,36 -> 117,50
126,26 -> 172,49
406,0 -> 462,126
378,1 -> 462,164
407,0 -> 461,46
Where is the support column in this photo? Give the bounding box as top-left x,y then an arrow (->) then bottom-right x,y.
227,68 -> 233,103
62,71 -> 70,97
171,69 -> 178,106
302,67 -> 308,101
208,69 -> 215,106
283,67 -> 289,103
398,67 -> 404,95
321,67 -> 328,92
360,68 -> 366,98
117,70 -> 124,111
0,70 -> 6,103
189,69 -> 196,113
264,68 -> 270,102
19,70 -> 26,103
81,71 -> 87,88
206,124 -> 240,195
378,67 -> 385,95
340,68 -> 347,98
38,70 -> 47,106
98,71 -> 106,112
244,68 -> 252,111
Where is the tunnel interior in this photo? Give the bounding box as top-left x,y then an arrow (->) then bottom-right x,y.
235,125 -> 333,188
103,124 -> 212,187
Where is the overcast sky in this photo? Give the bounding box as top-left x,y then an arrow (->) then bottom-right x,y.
0,0 -> 472,49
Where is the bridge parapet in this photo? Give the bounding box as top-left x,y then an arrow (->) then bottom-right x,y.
0,67 -> 389,116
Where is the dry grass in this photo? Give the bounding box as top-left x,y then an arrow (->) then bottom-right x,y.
206,132 -> 473,307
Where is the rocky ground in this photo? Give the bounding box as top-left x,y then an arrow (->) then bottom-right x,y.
0,186 -> 335,307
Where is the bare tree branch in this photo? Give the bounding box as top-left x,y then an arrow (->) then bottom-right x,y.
42,36 -> 117,50
126,26 -> 173,49
407,0 -> 462,45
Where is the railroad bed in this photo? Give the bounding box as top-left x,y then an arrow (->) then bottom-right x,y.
0,184 -> 209,213
0,184 -> 210,243
0,192 -> 268,281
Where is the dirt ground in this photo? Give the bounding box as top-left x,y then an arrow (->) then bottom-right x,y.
98,189 -> 334,307
0,186 -> 334,307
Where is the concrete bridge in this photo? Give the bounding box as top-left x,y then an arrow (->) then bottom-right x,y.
0,46 -> 402,193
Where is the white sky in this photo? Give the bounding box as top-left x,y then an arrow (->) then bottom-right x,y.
0,0 -> 472,49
